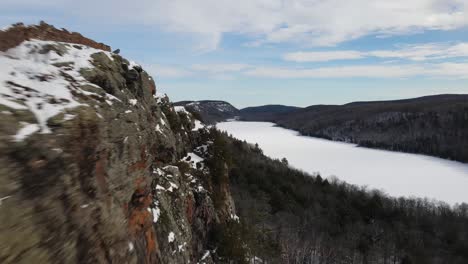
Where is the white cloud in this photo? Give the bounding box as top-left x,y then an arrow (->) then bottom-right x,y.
2,0 -> 468,49
369,42 -> 468,61
284,42 -> 468,62
283,51 -> 365,62
191,63 -> 250,73
144,63 -> 251,79
245,63 -> 468,79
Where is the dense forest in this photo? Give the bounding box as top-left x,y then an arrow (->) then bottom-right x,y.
202,128 -> 468,264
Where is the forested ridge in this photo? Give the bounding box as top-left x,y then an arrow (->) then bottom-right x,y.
205,129 -> 468,264
238,94 -> 468,163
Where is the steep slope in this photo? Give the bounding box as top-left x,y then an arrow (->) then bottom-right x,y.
174,100 -> 239,124
213,131 -> 468,264
0,24 -> 241,264
239,104 -> 301,121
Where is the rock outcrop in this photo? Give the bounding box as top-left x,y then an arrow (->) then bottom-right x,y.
0,24 -> 237,263
0,22 -> 111,52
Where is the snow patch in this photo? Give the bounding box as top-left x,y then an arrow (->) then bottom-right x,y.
155,124 -> 163,133
201,250 -> 210,261
192,120 -> 204,131
0,40 -> 116,139
167,182 -> 178,192
174,106 -> 190,115
151,207 -> 161,223
128,242 -> 134,252
0,195 -> 12,205
129,99 -> 137,106
168,232 -> 175,243
181,152 -> 204,169
14,123 -> 40,142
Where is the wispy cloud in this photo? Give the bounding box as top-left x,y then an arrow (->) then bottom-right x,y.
284,42 -> 468,62
283,51 -> 365,62
245,63 -> 468,79
191,63 -> 251,73
145,63 -> 252,79
2,0 -> 468,50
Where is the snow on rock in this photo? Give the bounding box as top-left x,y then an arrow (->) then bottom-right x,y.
128,61 -> 141,70
168,232 -> 175,243
154,91 -> 167,104
0,195 -> 12,206
129,99 -> 137,106
155,124 -> 163,133
0,40 -> 115,140
181,152 -> 204,169
200,250 -> 210,261
249,256 -> 264,264
167,182 -> 178,192
174,106 -> 190,115
151,206 -> 161,223
13,123 -> 40,142
230,213 -> 240,222
63,114 -> 76,121
128,242 -> 134,252
192,120 -> 204,131
155,184 -> 166,191
178,242 -> 187,252
197,185 -> 206,193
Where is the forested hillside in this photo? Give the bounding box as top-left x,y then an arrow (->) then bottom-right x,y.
207,129 -> 468,264
174,100 -> 239,124
239,105 -> 301,121
242,95 -> 468,162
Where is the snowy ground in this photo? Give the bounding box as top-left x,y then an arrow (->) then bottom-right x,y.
217,121 -> 468,205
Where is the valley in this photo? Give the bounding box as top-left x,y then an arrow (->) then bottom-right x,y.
218,121 -> 468,205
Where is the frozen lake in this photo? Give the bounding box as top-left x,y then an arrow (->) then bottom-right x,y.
217,121 -> 468,205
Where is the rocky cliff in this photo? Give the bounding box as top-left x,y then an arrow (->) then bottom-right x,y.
0,24 -> 240,263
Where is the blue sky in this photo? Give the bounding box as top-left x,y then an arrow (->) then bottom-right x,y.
2,0 -> 468,108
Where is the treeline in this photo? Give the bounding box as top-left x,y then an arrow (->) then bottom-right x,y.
206,129 -> 468,264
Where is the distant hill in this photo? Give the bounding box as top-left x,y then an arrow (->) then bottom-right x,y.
239,104 -> 301,121
174,100 -> 239,124
245,94 -> 468,162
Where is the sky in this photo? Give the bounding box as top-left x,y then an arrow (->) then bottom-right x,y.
1,0 -> 468,108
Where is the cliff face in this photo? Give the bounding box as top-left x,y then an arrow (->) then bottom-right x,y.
0,25 -> 237,263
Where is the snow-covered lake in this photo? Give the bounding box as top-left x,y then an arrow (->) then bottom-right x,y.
217,121 -> 468,205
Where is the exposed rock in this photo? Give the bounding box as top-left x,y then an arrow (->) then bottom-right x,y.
0,21 -> 111,52
0,25 -> 234,264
